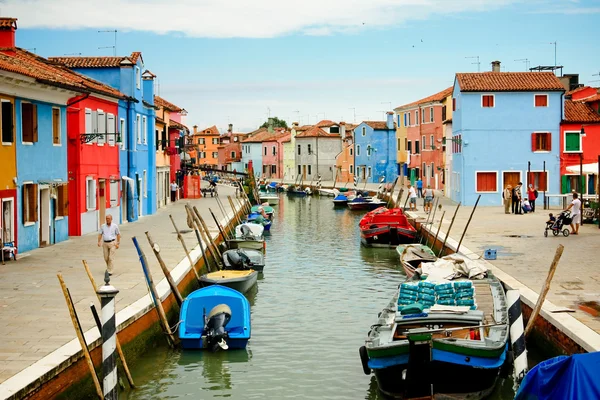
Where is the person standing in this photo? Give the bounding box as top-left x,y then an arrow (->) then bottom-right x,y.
408,184 -> 417,211
423,185 -> 434,213
503,184 -> 512,214
512,182 -> 522,214
416,178 -> 423,198
565,192 -> 582,235
170,180 -> 178,202
97,214 -> 121,275
527,184 -> 537,213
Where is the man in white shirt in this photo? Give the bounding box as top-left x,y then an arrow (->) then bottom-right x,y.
97,214 -> 121,275
170,180 -> 178,202
565,192 -> 582,235
408,184 -> 417,211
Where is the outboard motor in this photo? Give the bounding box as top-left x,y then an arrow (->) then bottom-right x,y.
204,304 -> 232,352
225,249 -> 252,270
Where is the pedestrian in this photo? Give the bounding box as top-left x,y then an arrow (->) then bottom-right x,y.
503,184 -> 512,214
565,192 -> 582,235
408,184 -> 417,211
527,184 -> 537,213
423,185 -> 434,213
416,178 -> 423,198
512,182 -> 522,214
97,214 -> 121,275
170,180 -> 178,202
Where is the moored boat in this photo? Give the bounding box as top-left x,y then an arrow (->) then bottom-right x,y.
333,193 -> 349,206
251,205 -> 275,218
396,243 -> 437,278
223,248 -> 265,272
246,213 -> 272,231
348,196 -> 385,211
258,193 -> 279,204
226,238 -> 265,252
200,270 -> 258,294
360,259 -> 508,399
179,285 -> 251,350
234,223 -> 264,240
318,188 -> 339,197
359,207 -> 417,247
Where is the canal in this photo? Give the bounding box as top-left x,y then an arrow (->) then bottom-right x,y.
123,195 -> 528,399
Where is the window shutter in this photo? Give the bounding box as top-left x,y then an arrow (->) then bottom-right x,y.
561,175 -> 568,194
32,184 -> 38,222
546,133 -> 551,152
61,185 -> 69,216
527,172 -> 535,188
32,105 -> 38,142
107,114 -> 115,146
85,109 -> 92,133
531,133 -> 537,151
540,172 -> 547,192
22,185 -> 27,222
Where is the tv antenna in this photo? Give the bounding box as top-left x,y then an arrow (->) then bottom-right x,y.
591,72 -> 600,83
64,52 -> 82,56
465,56 -> 480,72
98,30 -> 117,56
515,58 -> 530,71
348,107 -> 356,123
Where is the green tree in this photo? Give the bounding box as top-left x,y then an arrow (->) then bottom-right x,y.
260,117 -> 288,129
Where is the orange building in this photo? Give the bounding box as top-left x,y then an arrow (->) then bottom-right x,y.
335,122 -> 356,185
190,125 -> 220,167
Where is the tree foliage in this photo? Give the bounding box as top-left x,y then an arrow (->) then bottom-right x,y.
260,117 -> 288,129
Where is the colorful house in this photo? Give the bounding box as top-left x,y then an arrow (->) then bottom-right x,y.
285,123 -> 310,181
441,94 -> 453,195
50,51 -> 157,222
393,109 -> 409,183
334,122 -> 355,185
261,131 -> 290,179
295,126 -> 341,182
217,124 -> 246,172
353,114 -> 398,184
451,62 -> 565,205
560,87 -> 600,194
241,128 -> 271,177
191,125 -> 220,167
395,87 -> 452,189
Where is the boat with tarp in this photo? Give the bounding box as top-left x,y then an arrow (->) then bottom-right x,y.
396,244 -> 437,278
359,207 -> 417,247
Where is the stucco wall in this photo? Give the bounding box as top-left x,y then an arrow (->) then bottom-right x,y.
354,123 -> 397,183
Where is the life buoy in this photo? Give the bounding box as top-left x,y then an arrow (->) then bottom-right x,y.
359,346 -> 371,375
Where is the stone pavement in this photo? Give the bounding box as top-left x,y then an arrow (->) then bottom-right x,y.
0,184 -> 241,385
404,192 -> 600,336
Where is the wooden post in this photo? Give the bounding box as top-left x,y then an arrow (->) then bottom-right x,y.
209,208 -> 229,243
191,206 -> 221,268
430,211 -> 445,252
386,176 -> 399,208
525,244 -> 564,337
438,202 -> 461,257
395,187 -> 404,209
423,197 -> 440,246
185,205 -> 213,273
145,232 -> 184,307
82,261 -> 135,389
169,214 -> 201,283
131,237 -> 177,347
418,201 -> 433,244
456,195 -> 481,253
57,274 -> 104,399
228,196 -> 243,226
193,206 -> 223,261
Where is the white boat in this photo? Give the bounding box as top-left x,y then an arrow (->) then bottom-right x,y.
318,188 -> 339,197
258,193 -> 279,205
234,223 -> 264,240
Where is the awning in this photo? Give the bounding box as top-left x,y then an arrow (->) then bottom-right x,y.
566,163 -> 599,175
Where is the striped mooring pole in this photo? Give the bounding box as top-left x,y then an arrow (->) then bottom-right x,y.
98,271 -> 119,400
378,176 -> 385,194
506,289 -> 528,384
317,175 -> 322,190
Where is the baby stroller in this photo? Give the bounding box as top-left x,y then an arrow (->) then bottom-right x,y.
544,210 -> 571,237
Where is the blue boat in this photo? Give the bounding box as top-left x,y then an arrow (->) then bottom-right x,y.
333,194 -> 349,207
515,352 -> 600,400
179,285 -> 251,351
247,212 -> 272,231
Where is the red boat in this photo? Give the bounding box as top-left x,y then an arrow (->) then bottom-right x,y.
359,207 -> 417,247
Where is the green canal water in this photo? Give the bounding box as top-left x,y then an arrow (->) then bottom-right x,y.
123,195 -> 532,399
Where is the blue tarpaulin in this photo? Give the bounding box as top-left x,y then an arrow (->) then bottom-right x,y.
515,352 -> 600,400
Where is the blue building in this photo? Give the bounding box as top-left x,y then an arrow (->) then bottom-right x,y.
50,52 -> 157,222
241,128 -> 270,178
451,62 -> 565,206
353,113 -> 398,184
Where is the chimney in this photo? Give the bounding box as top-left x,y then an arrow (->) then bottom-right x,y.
292,122 -> 299,128
340,122 -> 346,138
491,60 -> 501,73
386,112 -> 394,130
0,18 -> 18,50
228,123 -> 233,134
193,125 -> 198,135
267,117 -> 274,133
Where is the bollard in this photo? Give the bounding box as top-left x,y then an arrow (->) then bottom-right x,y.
98,271 -> 120,400
506,290 -> 528,385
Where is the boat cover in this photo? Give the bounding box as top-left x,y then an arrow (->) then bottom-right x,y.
515,352 -> 600,400
420,254 -> 488,282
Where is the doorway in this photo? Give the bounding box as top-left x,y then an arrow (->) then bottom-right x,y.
39,187 -> 50,247
136,174 -> 142,217
503,172 -> 521,191
1,198 -> 14,244
302,165 -> 306,180
121,178 -> 128,223
98,180 -> 106,225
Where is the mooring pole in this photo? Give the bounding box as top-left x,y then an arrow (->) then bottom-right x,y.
438,202 -> 461,257
424,197 -> 440,247
97,272 -> 119,400
430,211 -> 445,252
456,194 -> 481,253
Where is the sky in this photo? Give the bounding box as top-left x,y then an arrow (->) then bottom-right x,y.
4,0 -> 600,133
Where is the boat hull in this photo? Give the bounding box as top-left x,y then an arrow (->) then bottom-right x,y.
226,239 -> 265,252
200,271 -> 258,294
287,190 -> 307,197
360,229 -> 416,248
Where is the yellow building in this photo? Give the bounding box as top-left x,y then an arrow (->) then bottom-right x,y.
0,93 -> 17,246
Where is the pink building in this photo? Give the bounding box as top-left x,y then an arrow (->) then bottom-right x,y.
262,131 -> 290,179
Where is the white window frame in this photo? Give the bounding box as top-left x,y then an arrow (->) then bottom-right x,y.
1,98 -> 14,145
143,170 -> 147,198
52,107 -> 61,146
415,110 -> 419,125
481,94 -> 495,108
109,180 -> 119,207
349,147 -> 353,156
500,170 -> 523,194
97,109 -> 106,146
532,131 -> 551,153
367,166 -> 372,178
212,151 -> 218,159
429,107 -> 434,123
20,101 -> 35,145
474,170 -> 499,193
107,113 -> 116,146
422,135 -> 426,149
1,197 -> 15,241
136,114 -> 141,145
135,67 -> 141,89
534,93 -> 549,108
142,116 -> 147,144
272,146 -> 276,156
422,108 -> 426,124
212,137 -> 219,145
86,177 -> 96,211
430,135 -> 434,150
431,162 -> 435,178
230,151 -> 236,158
407,112 -> 411,126
120,118 -> 126,150
564,130 -> 582,153
529,170 -> 550,192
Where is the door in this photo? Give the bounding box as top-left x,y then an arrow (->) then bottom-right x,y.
136,175 -> 142,217
98,180 -> 106,225
39,187 -> 50,247
503,172 -> 520,191
2,198 -> 14,244
121,178 -> 128,223
302,165 -> 306,180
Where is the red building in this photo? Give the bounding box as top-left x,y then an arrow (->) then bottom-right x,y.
217,124 -> 247,171
67,87 -> 127,236
560,86 -> 600,194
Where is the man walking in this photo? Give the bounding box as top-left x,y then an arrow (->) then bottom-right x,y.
565,192 -> 582,235
170,180 -> 178,202
512,182 -> 522,214
408,184 -> 417,211
416,178 -> 423,198
97,214 -> 121,275
503,184 -> 512,214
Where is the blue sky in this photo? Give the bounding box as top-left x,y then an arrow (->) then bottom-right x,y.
5,0 -> 600,132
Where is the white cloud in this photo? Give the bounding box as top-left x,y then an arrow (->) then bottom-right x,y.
4,0 -> 518,38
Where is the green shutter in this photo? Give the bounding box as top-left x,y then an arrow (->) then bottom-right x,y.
565,132 -> 580,152
581,176 -> 586,193
561,175 -> 568,194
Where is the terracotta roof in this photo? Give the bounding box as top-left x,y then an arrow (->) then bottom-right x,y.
296,126 -> 340,138
0,18 -> 17,29
565,86 -> 589,96
262,131 -> 290,142
155,116 -> 165,124
315,120 -> 338,128
564,100 -> 600,123
49,52 -> 142,68
142,69 -> 156,79
154,95 -> 182,112
195,125 -> 220,136
443,117 -> 453,124
169,119 -> 189,132
363,121 -> 396,130
242,128 -> 275,143
295,125 -> 312,131
0,47 -> 127,100
455,72 -> 565,92
582,94 -> 600,103
395,86 -> 453,109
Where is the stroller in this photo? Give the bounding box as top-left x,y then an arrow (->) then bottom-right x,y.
544,210 -> 571,237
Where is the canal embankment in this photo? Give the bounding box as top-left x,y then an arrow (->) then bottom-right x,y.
405,196 -> 600,356
0,184 -> 245,400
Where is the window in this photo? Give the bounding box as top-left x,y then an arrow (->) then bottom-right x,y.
362,127 -> 366,136
350,164 -> 354,174
407,141 -> 412,153
55,184 -> 68,217
212,138 -> 219,145
534,94 -> 548,107
142,116 -> 147,144
136,115 -> 141,144
422,135 -> 426,149
272,146 -> 276,155
107,113 -> 115,146
422,108 -> 425,124
330,126 -> 340,134
367,166 -> 372,177
86,177 -> 96,210
356,144 -> 361,156
453,134 -> 462,153
297,144 -> 301,155
482,95 -> 494,108
212,152 -> 218,159
422,163 -> 426,177
97,110 -> 106,145
22,183 -> 38,223
397,138 -> 401,151
120,118 -> 126,150
415,140 -> 420,154
262,165 -> 267,174
109,180 -> 119,208
297,165 -> 301,175
21,103 -> 38,143
52,108 -> 61,145
308,144 -> 312,154
431,163 -> 435,178
1,99 -> 14,143
564,131 -> 581,153
231,151 -> 236,158
442,105 -> 447,121
476,172 -> 497,192
264,146 -> 267,156
143,170 -> 147,198
308,165 -> 312,175
271,165 -> 277,175
403,113 -> 408,127
429,107 -> 434,123
367,146 -> 372,156
397,114 -> 400,127
407,113 -> 411,126
349,147 -> 353,156
532,132 -> 551,152
452,98 -> 456,111
430,135 -> 434,150
135,67 -> 141,89
415,110 -> 419,125
528,171 -> 548,192
198,138 -> 205,145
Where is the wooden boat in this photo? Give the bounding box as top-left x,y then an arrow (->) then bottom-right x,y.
200,270 -> 258,294
360,262 -> 509,399
179,285 -> 251,350
223,248 -> 265,272
258,193 -> 279,204
396,244 -> 437,278
251,205 -> 275,218
359,207 -> 417,248
234,223 -> 264,240
286,185 -> 308,197
318,188 -> 339,197
347,196 -> 386,211
226,238 -> 265,252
